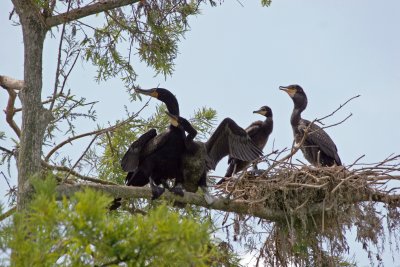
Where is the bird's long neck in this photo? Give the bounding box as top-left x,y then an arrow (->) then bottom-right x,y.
290,96 -> 307,131
160,95 -> 180,116
290,108 -> 302,128
264,116 -> 273,134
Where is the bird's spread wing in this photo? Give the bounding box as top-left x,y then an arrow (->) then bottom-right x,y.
300,119 -> 341,165
205,118 -> 263,170
120,129 -> 157,172
139,130 -> 171,157
227,120 -> 262,163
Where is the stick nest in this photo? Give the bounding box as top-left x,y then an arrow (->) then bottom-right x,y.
215,155 -> 400,266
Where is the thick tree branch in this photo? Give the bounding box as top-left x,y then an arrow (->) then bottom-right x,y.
56,184 -> 285,221
0,75 -> 24,90
0,76 -> 23,136
46,0 -> 140,28
55,183 -> 400,221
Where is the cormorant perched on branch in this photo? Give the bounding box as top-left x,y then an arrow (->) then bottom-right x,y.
280,84 -> 342,166
164,111 -> 263,203
217,105 -> 273,185
122,87 -> 182,182
135,88 -> 263,204
109,88 -> 187,209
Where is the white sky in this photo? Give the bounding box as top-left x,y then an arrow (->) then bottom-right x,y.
1,1 -> 400,266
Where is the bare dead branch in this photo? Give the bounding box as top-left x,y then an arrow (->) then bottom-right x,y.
0,75 -> 24,90
49,0 -> 72,112
347,154 -> 365,169
0,146 -> 13,155
316,94 -> 360,124
319,113 -> 353,131
63,134 -> 99,182
41,161 -> 118,185
58,50 -> 80,96
3,87 -> 21,137
14,96 -> 60,113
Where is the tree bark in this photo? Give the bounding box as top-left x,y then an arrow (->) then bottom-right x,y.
11,0 -> 52,210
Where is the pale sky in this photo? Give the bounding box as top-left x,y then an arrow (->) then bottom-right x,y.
1,0 -> 400,266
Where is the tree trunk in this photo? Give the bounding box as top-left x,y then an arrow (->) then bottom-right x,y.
11,0 -> 52,210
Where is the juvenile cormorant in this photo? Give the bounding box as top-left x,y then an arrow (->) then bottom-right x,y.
280,84 -> 342,166
217,105 -> 273,185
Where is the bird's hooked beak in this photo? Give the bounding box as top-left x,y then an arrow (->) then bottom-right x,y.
165,111 -> 179,127
253,109 -> 266,116
279,86 -> 296,97
134,88 -> 158,98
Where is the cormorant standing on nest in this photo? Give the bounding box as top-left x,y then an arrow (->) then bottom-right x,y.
134,88 -> 263,204
164,111 -> 263,203
280,84 -> 342,166
217,105 -> 273,185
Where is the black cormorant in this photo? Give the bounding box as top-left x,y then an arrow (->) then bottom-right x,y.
123,88 -> 180,187
109,88 -> 185,209
134,88 -> 263,204
280,84 -> 342,166
217,105 -> 273,185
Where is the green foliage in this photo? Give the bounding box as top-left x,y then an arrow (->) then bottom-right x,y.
261,0 -> 272,7
191,107 -> 217,141
33,0 -> 48,9
78,1 -> 201,87
0,175 -> 239,266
